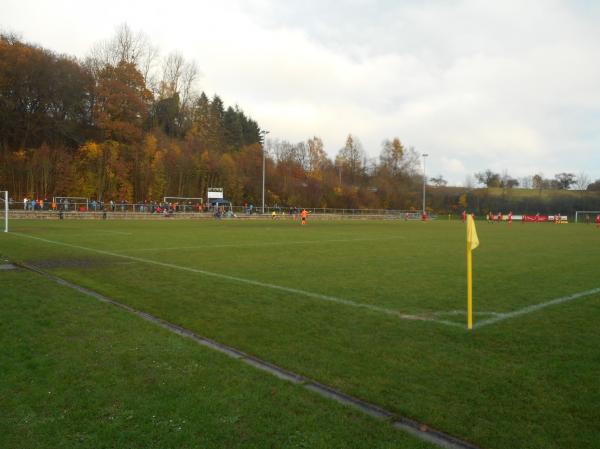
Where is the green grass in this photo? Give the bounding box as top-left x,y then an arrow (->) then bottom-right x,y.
0,269 -> 435,449
2,218 -> 600,449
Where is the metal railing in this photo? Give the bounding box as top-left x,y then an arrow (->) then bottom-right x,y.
10,200 -> 205,214
7,199 -> 429,218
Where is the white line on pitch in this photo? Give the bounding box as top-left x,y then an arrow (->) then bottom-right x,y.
473,288 -> 600,329
110,236 -> 406,253
434,310 -> 502,316
13,233 -> 461,328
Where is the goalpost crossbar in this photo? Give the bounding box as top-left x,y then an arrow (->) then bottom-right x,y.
163,197 -> 203,203
53,196 -> 89,202
575,211 -> 600,223
163,197 -> 204,213
52,197 -> 89,212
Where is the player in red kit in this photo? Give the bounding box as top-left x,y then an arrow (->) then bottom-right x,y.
508,211 -> 513,225
461,210 -> 467,223
596,214 -> 600,228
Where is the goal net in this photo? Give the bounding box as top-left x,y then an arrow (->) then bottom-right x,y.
0,191 -> 8,232
163,197 -> 204,212
53,196 -> 89,211
575,211 -> 600,223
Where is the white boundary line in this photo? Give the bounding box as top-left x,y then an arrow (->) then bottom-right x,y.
110,236 -> 406,253
13,233 -> 461,328
434,310 -> 502,317
473,288 -> 600,329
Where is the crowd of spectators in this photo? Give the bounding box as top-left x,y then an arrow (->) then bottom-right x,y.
15,198 -> 305,219
18,198 -> 205,214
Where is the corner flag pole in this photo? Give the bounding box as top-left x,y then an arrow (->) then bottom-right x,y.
467,240 -> 473,329
466,215 -> 479,330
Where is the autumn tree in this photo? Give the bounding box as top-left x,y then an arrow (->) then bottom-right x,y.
155,51 -> 199,136
88,23 -> 158,88
305,137 -> 327,174
76,141 -> 132,201
532,173 -> 545,190
94,60 -> 153,143
187,92 -> 211,150
336,134 -> 365,185
0,34 -> 93,151
379,138 -> 405,175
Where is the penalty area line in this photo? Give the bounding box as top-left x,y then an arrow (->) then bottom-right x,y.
473,287 -> 600,329
12,233 -> 461,328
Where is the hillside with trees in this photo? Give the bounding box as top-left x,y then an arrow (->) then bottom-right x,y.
1,26 -> 599,214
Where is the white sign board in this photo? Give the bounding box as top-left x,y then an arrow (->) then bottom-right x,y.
207,188 -> 224,199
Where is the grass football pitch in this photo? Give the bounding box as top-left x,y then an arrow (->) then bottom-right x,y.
1,218 -> 599,449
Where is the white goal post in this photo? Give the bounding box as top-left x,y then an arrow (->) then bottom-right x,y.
163,197 -> 204,212
575,211 -> 600,223
53,196 -> 89,211
0,191 -> 8,232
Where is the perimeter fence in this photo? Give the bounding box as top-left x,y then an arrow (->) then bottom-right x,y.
7,198 -> 430,220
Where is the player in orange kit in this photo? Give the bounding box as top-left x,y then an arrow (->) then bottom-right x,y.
300,208 -> 309,225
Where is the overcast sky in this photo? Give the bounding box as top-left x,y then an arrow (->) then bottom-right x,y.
3,0 -> 600,185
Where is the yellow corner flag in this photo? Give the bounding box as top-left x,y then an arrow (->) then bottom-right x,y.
467,214 -> 479,251
466,215 -> 479,329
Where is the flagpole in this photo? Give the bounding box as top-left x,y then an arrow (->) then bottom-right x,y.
467,242 -> 473,330
466,214 -> 478,330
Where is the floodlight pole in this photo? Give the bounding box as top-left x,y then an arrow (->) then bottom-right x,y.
422,153 -> 429,216
261,130 -> 269,214
4,191 -> 8,233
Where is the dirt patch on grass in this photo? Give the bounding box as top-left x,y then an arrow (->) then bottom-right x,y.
0,263 -> 18,270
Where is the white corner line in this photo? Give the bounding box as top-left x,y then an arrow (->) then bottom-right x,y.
12,233 -> 461,328
473,287 -> 600,329
434,310 -> 502,317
